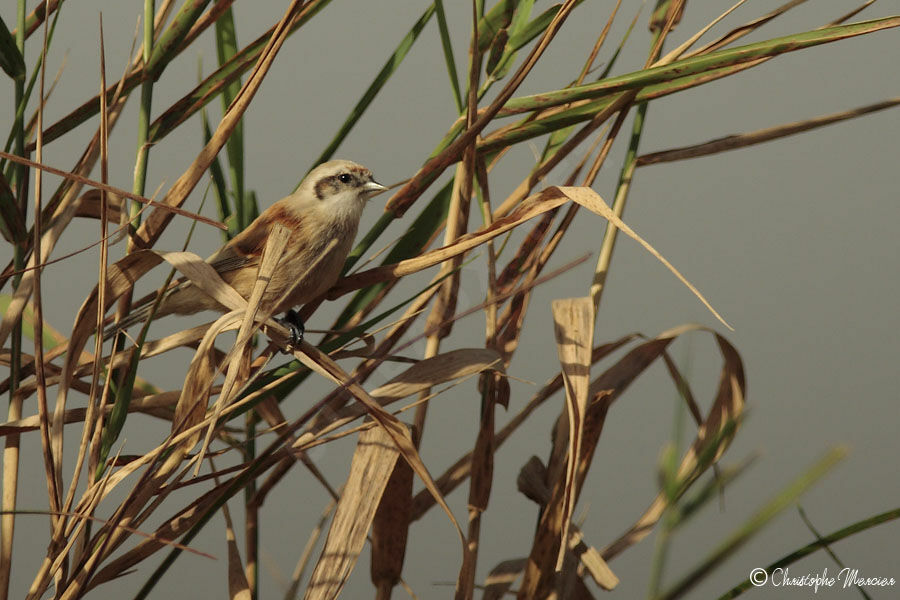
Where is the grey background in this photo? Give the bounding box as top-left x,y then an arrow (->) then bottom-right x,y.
2,1 -> 898,598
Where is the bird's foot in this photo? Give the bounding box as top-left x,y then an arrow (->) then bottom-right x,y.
276,309 -> 305,353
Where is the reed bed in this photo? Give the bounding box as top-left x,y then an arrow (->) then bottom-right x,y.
0,1 -> 897,598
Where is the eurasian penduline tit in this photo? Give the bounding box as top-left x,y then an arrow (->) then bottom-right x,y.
106,159 -> 386,344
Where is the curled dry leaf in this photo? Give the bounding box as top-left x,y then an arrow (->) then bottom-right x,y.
331,186 -> 730,330
600,328 -> 745,561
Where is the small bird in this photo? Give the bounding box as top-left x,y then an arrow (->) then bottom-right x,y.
107,159 -> 386,342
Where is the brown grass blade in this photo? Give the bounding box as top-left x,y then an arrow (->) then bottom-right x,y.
87,472 -> 236,587
303,426 -> 401,600
568,528 -> 618,591
330,187 -> 569,297
384,0 -> 582,219
686,0 -> 808,57
0,391 -> 179,436
518,297 -> 596,598
0,60 -> 133,352
73,188 -> 125,225
370,442 -> 413,598
284,498 -> 336,600
521,325 -> 715,597
417,158 -> 471,450
481,521 -> 619,597
299,349 -> 505,452
336,185 -> 731,332
637,97 -> 900,166
0,151 -> 224,231
172,311 -> 237,450
549,297 -> 594,573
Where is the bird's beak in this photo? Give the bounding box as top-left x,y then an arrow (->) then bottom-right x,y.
361,180 -> 388,199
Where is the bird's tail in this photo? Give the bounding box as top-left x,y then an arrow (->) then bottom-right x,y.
102,277 -> 191,341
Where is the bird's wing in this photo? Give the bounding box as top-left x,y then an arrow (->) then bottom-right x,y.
207,214 -> 269,275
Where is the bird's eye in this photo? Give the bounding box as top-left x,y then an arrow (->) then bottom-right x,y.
338,173 -> 352,184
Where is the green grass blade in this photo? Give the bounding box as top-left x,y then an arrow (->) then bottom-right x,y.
537,3 -> 639,163
654,446 -> 848,600
0,13 -> 25,80
500,17 -> 900,116
479,59 -> 777,153
434,0 -> 463,113
0,172 -> 26,243
483,0 -> 534,83
131,0 -> 157,219
144,0 -> 212,79
214,6 -> 249,229
1,2 -> 63,170
200,103 -> 234,239
475,0 -> 515,53
39,1 -> 334,150
718,506 -> 900,599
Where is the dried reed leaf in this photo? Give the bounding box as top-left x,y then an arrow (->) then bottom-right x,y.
517,455 -> 550,506
74,188 -> 125,225
383,0 -> 582,218
568,528 -> 618,590
194,223 -> 290,470
370,444 -> 413,595
222,502 -> 252,600
0,117 -> 126,350
411,335 -> 638,521
304,426 -> 400,600
291,341 -> 465,544
330,187 -> 570,297
0,79 -> 132,354
334,185 -> 730,332
520,325 -> 716,597
483,558 -> 528,600
173,311 -> 242,448
0,391 -> 178,437
56,245 -> 252,437
481,520 -> 619,598
369,348 -> 503,403
87,473 -> 228,587
550,297 -> 594,571
155,250 -> 247,311
556,186 -> 730,329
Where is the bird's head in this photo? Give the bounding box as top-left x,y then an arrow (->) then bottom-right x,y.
302,160 -> 386,211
